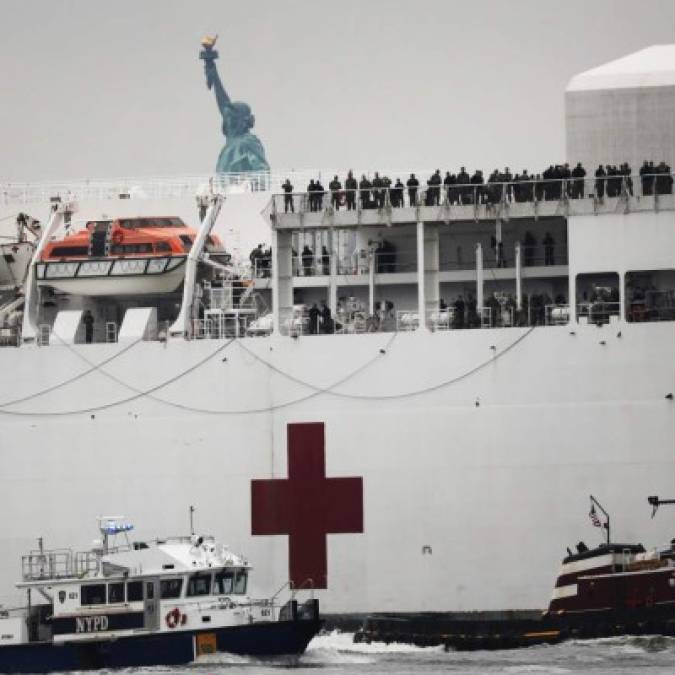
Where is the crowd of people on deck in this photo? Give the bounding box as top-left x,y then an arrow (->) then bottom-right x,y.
280,159 -> 674,212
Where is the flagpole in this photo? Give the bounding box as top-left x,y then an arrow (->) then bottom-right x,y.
590,494 -> 610,545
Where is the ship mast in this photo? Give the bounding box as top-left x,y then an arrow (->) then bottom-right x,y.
647,495 -> 675,518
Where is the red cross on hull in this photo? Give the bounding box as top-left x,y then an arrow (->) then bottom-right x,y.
251,422 -> 363,589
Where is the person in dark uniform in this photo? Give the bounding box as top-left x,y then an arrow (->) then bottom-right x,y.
406,173 -> 419,207
594,165 -> 606,199
345,171 -> 358,210
640,160 -> 652,196
308,303 -> 320,335
315,179 -> 325,210
469,169 -> 484,204
382,175 -> 392,205
301,244 -> 314,276
320,301 -> 333,334
82,309 -> 95,344
444,171 -> 457,204
329,175 -> 342,210
372,172 -> 384,208
307,180 -> 316,212
359,174 -> 372,209
429,169 -> 442,205
543,232 -> 555,265
282,179 -> 294,213
453,296 -> 465,329
391,178 -> 404,207
571,162 -> 586,199
503,167 -> 513,202
456,167 -> 470,204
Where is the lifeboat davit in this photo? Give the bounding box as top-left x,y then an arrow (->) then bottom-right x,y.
36,216 -> 225,296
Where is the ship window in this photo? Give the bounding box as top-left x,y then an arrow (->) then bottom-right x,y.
214,570 -> 234,595
179,235 -> 193,252
108,582 -> 125,604
81,584 -> 106,606
625,270 -> 675,323
576,273 -> 620,325
146,582 -> 154,600
51,246 -> 89,257
126,581 -> 143,602
154,241 -> 172,253
187,573 -> 212,597
160,578 -> 183,599
233,570 -> 247,595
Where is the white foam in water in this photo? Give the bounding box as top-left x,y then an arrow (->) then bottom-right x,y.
302,630 -> 444,664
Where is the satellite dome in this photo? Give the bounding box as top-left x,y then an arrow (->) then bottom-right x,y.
567,45 -> 675,92
566,45 -> 675,173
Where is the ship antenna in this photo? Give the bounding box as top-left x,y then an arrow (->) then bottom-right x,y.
590,494 -> 611,545
647,495 -> 675,518
189,505 -> 195,536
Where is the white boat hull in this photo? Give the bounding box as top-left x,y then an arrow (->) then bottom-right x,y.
0,321 -> 672,614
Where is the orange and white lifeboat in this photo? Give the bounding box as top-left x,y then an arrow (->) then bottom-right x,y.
36,216 -> 226,296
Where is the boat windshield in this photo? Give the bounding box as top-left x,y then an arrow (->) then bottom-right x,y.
117,217 -> 186,229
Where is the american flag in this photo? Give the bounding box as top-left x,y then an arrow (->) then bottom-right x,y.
589,504 -> 602,528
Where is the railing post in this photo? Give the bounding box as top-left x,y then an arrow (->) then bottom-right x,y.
416,221 -> 426,329
475,242 -> 484,315
515,242 -> 522,311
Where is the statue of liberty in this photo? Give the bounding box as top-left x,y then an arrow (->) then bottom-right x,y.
200,35 -> 270,174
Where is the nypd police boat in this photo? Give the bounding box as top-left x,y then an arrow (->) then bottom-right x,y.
0,517 -> 321,672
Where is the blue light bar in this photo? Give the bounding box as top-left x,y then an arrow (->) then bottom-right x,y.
103,522 -> 134,535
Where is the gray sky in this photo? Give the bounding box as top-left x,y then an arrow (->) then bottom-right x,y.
1,0 -> 674,182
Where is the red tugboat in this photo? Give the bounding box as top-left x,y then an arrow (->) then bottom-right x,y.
355,496 -> 675,650
545,495 -> 675,637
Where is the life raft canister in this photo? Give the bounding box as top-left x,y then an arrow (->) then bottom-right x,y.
111,230 -> 124,245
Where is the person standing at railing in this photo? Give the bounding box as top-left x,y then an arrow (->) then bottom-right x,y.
309,303 -> 319,335
543,232 -> 555,266
503,167 -> 513,202
391,178 -> 405,207
282,179 -> 294,213
302,245 -> 314,276
345,171 -> 357,210
406,173 -> 419,206
372,172 -> 384,208
359,174 -> 372,209
487,169 -> 500,205
456,167 -> 470,204
470,169 -> 484,204
315,179 -> 325,210
321,245 -> 330,275
571,162 -> 586,199
382,175 -> 392,206
329,175 -> 342,211
640,160 -> 653,196
82,309 -> 95,344
594,165 -> 606,200
655,162 -> 673,195
320,301 -> 334,334
307,179 -> 317,212
444,171 -> 457,205
428,170 -> 442,206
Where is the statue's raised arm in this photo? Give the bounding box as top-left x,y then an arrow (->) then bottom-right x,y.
199,35 -> 270,175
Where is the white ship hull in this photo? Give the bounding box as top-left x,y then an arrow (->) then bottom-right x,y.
0,320 -> 672,614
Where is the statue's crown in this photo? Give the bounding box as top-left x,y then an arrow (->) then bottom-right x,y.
201,35 -> 218,48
